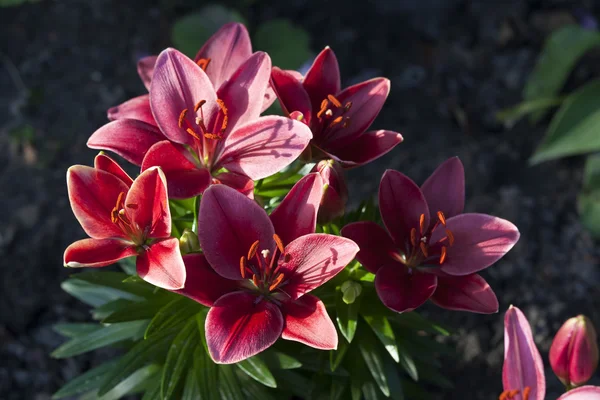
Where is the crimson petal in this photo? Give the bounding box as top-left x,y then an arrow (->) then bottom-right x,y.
375,265 -> 437,313
137,56 -> 157,91
64,238 -> 136,268
421,157 -> 465,226
324,130 -> 403,168
341,221 -> 397,274
136,238 -> 186,290
280,294 -> 337,350
93,153 -> 133,187
429,273 -> 498,314
302,47 -> 341,113
125,167 -> 171,239
271,67 -> 312,124
212,171 -> 254,199
107,95 -> 156,126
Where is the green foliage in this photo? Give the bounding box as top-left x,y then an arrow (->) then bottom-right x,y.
0,0 -> 40,7
579,154 -> 600,238
253,19 -> 311,70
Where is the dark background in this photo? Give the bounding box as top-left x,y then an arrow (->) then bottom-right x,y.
2,0 -> 600,399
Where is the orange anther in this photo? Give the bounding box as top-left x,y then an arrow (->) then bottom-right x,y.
327,94 -> 342,108
194,100 -> 206,113
269,273 -> 284,291
273,234 -> 285,253
410,228 -> 417,247
446,229 -> 455,246
330,116 -> 344,126
320,99 -> 328,110
252,274 -> 259,288
196,57 -> 211,71
178,109 -> 188,128
216,99 -> 228,134
240,256 -> 247,279
248,240 -> 260,260
186,128 -> 201,140
419,213 -> 426,234
420,242 -> 428,257
203,132 -> 222,140
522,387 -> 531,400
437,211 -> 446,226
439,246 -> 447,264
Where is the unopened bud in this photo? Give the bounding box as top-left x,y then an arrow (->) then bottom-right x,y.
312,159 -> 348,223
549,315 -> 599,388
341,280 -> 362,304
179,229 -> 200,254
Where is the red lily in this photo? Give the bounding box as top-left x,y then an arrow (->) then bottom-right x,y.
342,157 -> 519,313
63,154 -> 186,290
270,47 -> 403,167
176,174 -> 359,363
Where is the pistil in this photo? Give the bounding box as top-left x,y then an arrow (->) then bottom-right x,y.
239,234 -> 290,296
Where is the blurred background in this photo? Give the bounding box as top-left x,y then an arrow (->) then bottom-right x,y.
2,0 -> 600,399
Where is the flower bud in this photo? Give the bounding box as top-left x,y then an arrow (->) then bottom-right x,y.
312,159 -> 348,223
179,228 -> 200,254
341,280 -> 362,304
550,315 -> 599,388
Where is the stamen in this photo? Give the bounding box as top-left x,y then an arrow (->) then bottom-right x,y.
446,229 -> 455,246
343,102 -> 352,112
439,246 -> 447,264
437,211 -> 446,226
248,240 -> 260,259
419,213 -> 426,234
186,127 -> 201,140
330,116 -> 344,127
194,100 -> 206,113
420,242 -> 428,257
522,387 -> 531,400
327,94 -> 342,108
111,208 -> 119,223
240,256 -> 247,279
269,273 -> 284,291
196,57 -> 211,71
178,109 -> 188,128
118,209 -> 131,225
273,234 -> 284,253
216,99 -> 228,134
410,228 -> 417,247
252,274 -> 259,288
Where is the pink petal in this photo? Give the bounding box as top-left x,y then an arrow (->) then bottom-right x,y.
302,47 -> 341,112
151,48 -> 218,146
67,165 -> 131,239
137,55 -> 157,91
375,265 -> 437,313
379,169 -> 430,248
341,221 -> 398,274
431,213 -> 520,276
64,238 -> 136,268
261,83 -> 277,113
321,78 -> 390,146
216,52 -> 271,135
503,306 -> 546,400
87,119 -> 164,166
277,234 -> 359,299
107,95 -> 156,126
280,294 -> 337,350
205,291 -> 284,364
174,253 -> 240,307
212,171 -> 254,199
421,157 -> 465,226
270,67 -> 312,124
429,273 -> 498,314
215,116 -> 312,180
269,173 -> 323,246
194,22 -> 252,90
93,153 -> 133,187
198,185 -> 275,280
322,129 -> 403,168
125,167 -> 171,239
141,140 -> 211,199
136,237 -> 186,290
558,386 -> 600,400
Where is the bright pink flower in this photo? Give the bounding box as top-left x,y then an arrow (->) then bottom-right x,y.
550,315 -> 599,388
270,47 -> 403,167
176,174 -> 359,363
557,386 -> 600,399
311,159 -> 348,223
342,157 -> 519,313
500,306 -> 546,400
63,154 -> 186,290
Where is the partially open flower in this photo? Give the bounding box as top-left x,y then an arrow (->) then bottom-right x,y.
312,159 -> 348,223
550,315 -> 599,388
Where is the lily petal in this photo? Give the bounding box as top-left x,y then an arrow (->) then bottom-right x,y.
379,169 -> 430,248
557,386 -> 600,399
205,291 -> 284,364
341,221 -> 398,274
137,55 -> 157,91
431,213 -> 520,276
151,48 -> 218,146
88,119 -> 164,166
270,67 -> 312,124
323,129 -> 403,168
302,47 -> 341,112
194,22 -> 252,90
125,167 -> 171,239
277,234 -> 359,299
136,237 -> 186,290
64,238 -> 136,268
107,95 -> 156,126
141,140 -> 211,199
429,273 -> 498,314
174,253 -> 240,307
215,116 -> 312,180
421,157 -> 465,225
280,294 -> 337,350
67,165 -> 131,239
198,185 -> 275,280
212,171 -> 255,199
93,153 -> 133,187
375,265 -> 437,313
270,173 -> 323,245
503,305 -> 546,400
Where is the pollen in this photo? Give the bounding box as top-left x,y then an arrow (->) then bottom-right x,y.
437,211 -> 446,226
439,246 -> 447,264
178,109 -> 188,128
240,256 -> 247,279
269,273 -> 284,291
248,240 -> 260,259
196,57 -> 211,71
446,229 -> 455,246
419,213 -> 426,234
194,100 -> 206,113
410,228 -> 417,247
327,94 -> 342,108
273,234 -> 285,253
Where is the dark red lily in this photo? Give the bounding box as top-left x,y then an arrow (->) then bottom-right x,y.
270,47 -> 403,167
176,174 -> 359,363
342,157 -> 519,313
63,154 -> 186,290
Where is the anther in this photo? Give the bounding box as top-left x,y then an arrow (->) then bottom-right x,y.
186,128 -> 201,140
248,240 -> 260,259
446,229 -> 455,246
269,273 -> 284,291
437,211 -> 446,226
194,100 -> 206,113
343,102 -> 352,112
410,228 -> 417,247
216,99 -> 228,134
522,387 -> 530,400
330,116 -> 344,127
273,234 -> 285,253
419,213 -> 426,234
252,274 -> 259,288
327,94 -> 342,108
261,249 -> 270,260
439,246 -> 447,264
196,58 -> 211,71
240,256 -> 247,279
178,109 -> 188,128
320,99 -> 329,110
420,242 -> 428,257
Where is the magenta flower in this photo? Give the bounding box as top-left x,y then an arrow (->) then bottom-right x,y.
501,305 -> 546,400
342,157 -> 519,313
270,47 -> 403,167
63,154 -> 186,290
557,386 -> 600,399
176,174 -> 359,363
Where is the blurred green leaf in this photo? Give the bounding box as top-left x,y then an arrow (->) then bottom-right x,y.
145,296 -> 202,338
261,350 -> 302,370
363,315 -> 399,362
236,356 -> 277,388
395,341 -> 419,381
61,279 -> 137,307
181,367 -> 200,400
330,377 -> 348,400
97,364 -> 161,400
330,335 -> 349,372
336,288 -> 361,343
254,19 -> 311,70
219,364 -> 246,400
53,323 -> 101,338
102,293 -> 175,323
119,256 -> 137,275
72,271 -> 156,299
193,345 -> 220,400
496,97 -> 563,127
271,369 -> 313,398
384,356 -> 405,400
357,328 -> 390,397
142,377 -> 162,400
92,299 -> 135,320
524,25 -> 600,122
172,5 -> 246,57
579,153 -> 600,238
161,318 -> 200,400
52,360 -> 119,399
236,369 -> 278,400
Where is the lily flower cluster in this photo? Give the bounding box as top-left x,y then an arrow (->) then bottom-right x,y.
63,22 -> 520,364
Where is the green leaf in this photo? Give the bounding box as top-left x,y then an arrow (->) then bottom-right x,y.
254,19 -> 311,70
329,336 -> 349,372
362,381 -> 384,400
496,97 -> 563,128
357,328 -> 390,397
336,287 -> 360,342
271,369 -> 313,398
524,25 -> 600,122
181,367 -> 200,400
531,80 -> 600,164
119,256 -> 137,275
92,299 -> 134,320
61,279 -> 136,307
579,153 -> 600,238
141,377 -> 162,400
393,312 -> 451,336
171,5 -> 246,57
51,320 -> 148,358
102,293 -> 175,323
53,323 -> 101,338
219,364 -> 245,400
73,271 -> 156,298
161,318 -> 201,399
236,355 -> 277,388
52,360 -> 119,399
396,341 -> 419,382
145,296 -> 202,338
193,345 -> 219,400
384,356 -> 405,400
236,369 -> 278,400
330,377 -> 348,400
364,315 -> 399,362
261,350 -> 302,369
97,364 -> 161,400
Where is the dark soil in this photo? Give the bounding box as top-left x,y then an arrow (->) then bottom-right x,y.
1,0 -> 599,399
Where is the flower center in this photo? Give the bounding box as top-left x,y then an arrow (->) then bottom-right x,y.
316,94 -> 352,133
499,387 -> 530,400
239,234 -> 291,297
178,98 -> 229,141
110,192 -> 143,245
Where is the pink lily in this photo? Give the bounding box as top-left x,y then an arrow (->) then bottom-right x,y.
557,386 -> 600,399
87,22 -> 276,170
63,154 -> 186,290
176,174 -> 359,363
342,157 -> 519,313
500,306 -> 546,400
270,47 -> 403,167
